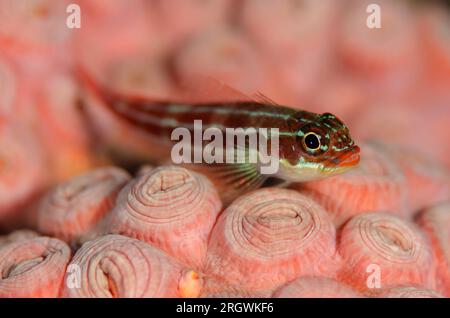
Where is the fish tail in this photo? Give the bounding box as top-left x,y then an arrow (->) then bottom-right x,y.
75,65 -> 117,107
75,65 -> 172,136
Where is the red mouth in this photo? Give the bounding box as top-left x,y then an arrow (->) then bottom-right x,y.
326,145 -> 361,168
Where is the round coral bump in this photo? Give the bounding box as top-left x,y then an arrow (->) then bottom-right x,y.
151,0 -> 232,49
205,188 -> 337,292
199,277 -> 269,298
0,123 -> 46,221
310,74 -> 366,122
36,167 -> 130,243
173,28 -> 269,99
376,285 -> 444,298
373,142 -> 450,213
36,73 -> 95,180
337,0 -> 418,79
74,0 -> 161,70
0,54 -> 16,119
419,5 -> 450,85
198,275 -> 271,298
105,54 -> 173,99
273,276 -> 364,298
417,202 -> 450,297
337,212 -> 434,293
105,166 -> 222,268
0,237 -> 71,297
0,229 -> 39,248
136,164 -> 155,177
62,235 -> 185,298
349,102 -> 425,154
241,0 -> 336,56
241,0 -> 336,103
296,142 -> 408,227
0,0 -> 71,53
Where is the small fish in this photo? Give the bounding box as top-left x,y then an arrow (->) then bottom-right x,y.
79,69 -> 360,203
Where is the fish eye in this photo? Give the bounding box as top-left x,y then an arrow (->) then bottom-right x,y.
302,132 -> 321,152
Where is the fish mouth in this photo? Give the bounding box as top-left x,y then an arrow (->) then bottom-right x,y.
323,145 -> 361,170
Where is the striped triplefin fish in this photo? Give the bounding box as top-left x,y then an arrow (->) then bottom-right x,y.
79,69 -> 360,203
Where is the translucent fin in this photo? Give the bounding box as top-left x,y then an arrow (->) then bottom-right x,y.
253,91 -> 280,106
182,162 -> 267,206
172,73 -> 255,104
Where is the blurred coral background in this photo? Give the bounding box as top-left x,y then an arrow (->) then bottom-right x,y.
0,0 -> 449,298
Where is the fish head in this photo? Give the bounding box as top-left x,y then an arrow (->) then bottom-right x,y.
277,112 -> 360,181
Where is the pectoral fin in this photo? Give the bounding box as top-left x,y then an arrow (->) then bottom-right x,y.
180,162 -> 267,206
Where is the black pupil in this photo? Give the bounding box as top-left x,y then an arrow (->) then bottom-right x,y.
305,134 -> 320,150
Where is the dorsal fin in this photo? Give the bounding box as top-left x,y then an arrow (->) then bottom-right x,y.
172,73 -> 255,104
253,91 -> 280,106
